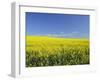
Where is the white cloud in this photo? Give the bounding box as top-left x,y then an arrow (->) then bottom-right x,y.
60,32 -> 64,34
65,31 -> 79,37
45,31 -> 79,38
33,31 -> 81,38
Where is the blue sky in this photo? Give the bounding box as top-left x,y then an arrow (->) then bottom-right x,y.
26,12 -> 89,38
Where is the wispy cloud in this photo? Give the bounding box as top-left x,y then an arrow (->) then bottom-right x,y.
31,31 -> 88,38
45,31 -> 79,38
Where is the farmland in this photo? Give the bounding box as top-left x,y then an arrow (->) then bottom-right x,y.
26,36 -> 89,67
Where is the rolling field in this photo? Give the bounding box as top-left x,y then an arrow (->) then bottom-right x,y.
26,36 -> 89,67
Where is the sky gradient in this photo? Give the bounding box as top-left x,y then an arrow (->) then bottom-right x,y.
26,12 -> 89,38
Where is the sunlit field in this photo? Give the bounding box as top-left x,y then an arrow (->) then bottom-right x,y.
26,36 -> 89,67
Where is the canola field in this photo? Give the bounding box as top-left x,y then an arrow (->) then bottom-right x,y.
26,36 -> 89,67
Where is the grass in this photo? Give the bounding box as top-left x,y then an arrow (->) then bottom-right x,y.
26,36 -> 89,67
